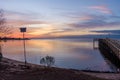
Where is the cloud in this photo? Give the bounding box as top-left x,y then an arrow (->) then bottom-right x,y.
78,15 -> 93,21
68,19 -> 105,28
51,34 -> 120,39
43,28 -> 74,36
67,14 -> 120,29
67,14 -> 94,21
88,5 -> 112,14
3,10 -> 48,27
7,20 -> 47,27
68,20 -> 120,29
91,30 -> 120,35
110,15 -> 120,19
4,10 -> 45,23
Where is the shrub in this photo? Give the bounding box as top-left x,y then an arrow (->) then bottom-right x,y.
40,56 -> 55,67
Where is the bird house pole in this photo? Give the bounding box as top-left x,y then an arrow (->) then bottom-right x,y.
20,27 -> 27,66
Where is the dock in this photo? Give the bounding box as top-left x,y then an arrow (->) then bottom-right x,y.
98,38 -> 120,68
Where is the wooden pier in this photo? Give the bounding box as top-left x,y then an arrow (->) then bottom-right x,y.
98,38 -> 120,68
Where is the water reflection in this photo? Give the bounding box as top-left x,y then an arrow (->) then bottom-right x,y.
2,39 -> 116,71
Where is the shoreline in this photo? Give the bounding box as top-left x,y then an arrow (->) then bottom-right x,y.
2,57 -> 118,73
0,57 -> 120,80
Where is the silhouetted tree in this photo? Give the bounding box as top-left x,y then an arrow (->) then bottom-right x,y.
40,56 -> 55,67
0,9 -> 12,38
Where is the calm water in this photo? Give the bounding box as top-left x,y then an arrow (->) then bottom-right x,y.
1,39 -> 117,71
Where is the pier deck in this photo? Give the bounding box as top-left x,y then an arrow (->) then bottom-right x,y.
98,38 -> 120,68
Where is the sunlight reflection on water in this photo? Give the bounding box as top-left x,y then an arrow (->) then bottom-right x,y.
2,39 -> 117,72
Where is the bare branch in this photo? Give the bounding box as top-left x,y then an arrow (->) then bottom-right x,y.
0,9 -> 12,37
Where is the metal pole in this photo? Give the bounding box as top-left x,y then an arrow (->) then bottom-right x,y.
0,43 -> 3,61
23,32 -> 27,66
0,44 -> 1,53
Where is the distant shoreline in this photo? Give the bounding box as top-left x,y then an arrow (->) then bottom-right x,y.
0,38 -> 30,40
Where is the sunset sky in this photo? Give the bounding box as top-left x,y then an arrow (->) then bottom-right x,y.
0,0 -> 120,38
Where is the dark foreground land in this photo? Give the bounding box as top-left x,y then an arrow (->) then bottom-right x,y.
0,58 -> 119,80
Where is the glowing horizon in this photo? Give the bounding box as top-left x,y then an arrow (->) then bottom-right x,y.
1,0 -> 120,38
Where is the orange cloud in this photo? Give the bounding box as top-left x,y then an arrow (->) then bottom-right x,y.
6,19 -> 50,38
79,15 -> 93,21
71,15 -> 93,22
7,20 -> 47,27
8,22 -> 62,38
89,5 -> 112,14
